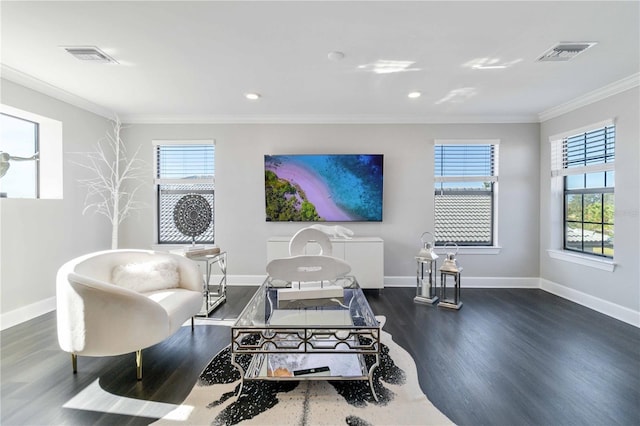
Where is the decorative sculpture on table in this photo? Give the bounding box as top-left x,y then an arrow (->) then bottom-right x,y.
415,231 -> 439,304
438,242 -> 463,310
310,224 -> 354,239
173,194 -> 213,246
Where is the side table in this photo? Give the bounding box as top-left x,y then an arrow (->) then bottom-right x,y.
189,251 -> 227,316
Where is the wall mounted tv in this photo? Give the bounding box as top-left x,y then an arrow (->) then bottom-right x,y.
265,154 -> 383,222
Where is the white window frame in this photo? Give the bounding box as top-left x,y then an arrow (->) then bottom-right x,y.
0,104 -> 62,199
433,139 -> 500,252
548,119 -> 616,271
152,139 -> 215,245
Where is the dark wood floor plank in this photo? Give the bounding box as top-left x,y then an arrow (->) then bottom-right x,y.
1,286 -> 639,425
365,288 -> 640,426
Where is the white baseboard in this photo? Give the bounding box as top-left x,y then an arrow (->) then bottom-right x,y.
1,296 -> 56,331
540,279 -> 640,328
4,277 -> 636,330
383,276 -> 539,288
229,275 -> 541,288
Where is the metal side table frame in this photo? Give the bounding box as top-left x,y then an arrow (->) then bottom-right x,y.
191,251 -> 227,316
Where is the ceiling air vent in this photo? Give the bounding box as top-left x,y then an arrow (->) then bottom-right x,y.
537,42 -> 597,62
62,46 -> 118,63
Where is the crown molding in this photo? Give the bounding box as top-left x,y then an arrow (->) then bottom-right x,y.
0,64 -> 114,120
538,72 -> 640,122
0,64 -> 536,125
120,113 -> 539,125
8,62 -> 634,126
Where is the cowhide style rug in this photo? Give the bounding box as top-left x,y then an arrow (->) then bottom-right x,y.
154,317 -> 452,425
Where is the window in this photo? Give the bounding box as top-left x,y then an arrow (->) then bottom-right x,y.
153,140 -> 215,244
0,113 -> 39,198
434,140 -> 499,246
552,124 -> 615,258
0,105 -> 62,199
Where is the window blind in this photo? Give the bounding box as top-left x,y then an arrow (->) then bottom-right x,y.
434,144 -> 497,182
551,124 -> 615,177
155,144 -> 214,181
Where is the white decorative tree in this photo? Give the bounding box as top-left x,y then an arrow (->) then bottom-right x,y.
74,116 -> 148,249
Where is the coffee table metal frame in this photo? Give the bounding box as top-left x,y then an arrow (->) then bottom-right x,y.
231,276 -> 381,401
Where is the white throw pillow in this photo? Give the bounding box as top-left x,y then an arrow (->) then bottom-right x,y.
112,259 -> 180,293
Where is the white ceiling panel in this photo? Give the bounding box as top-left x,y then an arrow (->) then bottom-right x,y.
1,1 -> 638,122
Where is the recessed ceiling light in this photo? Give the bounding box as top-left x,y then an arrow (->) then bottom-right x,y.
245,93 -> 261,100
408,91 -> 422,99
61,46 -> 118,63
327,51 -> 345,61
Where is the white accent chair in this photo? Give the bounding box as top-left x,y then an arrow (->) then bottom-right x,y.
56,249 -> 203,379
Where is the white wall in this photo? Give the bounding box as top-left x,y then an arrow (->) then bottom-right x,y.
539,87 -> 640,314
0,80 -> 112,328
120,122 -> 540,282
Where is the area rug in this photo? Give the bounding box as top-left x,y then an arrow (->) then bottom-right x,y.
154,317 -> 453,425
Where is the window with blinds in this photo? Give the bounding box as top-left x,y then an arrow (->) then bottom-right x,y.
552,124 -> 615,258
434,141 -> 499,246
153,141 -> 215,244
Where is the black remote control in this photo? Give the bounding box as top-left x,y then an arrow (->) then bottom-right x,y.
293,366 -> 330,376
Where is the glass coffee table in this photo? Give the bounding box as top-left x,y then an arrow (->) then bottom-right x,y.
231,276 -> 381,400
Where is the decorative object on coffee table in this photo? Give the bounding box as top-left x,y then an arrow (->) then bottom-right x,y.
438,242 -> 463,310
173,194 -> 212,246
415,231 -> 439,304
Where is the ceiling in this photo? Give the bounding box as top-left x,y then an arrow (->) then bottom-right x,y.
1,1 -> 639,123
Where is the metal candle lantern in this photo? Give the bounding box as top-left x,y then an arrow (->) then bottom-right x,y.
438,242 -> 463,310
414,232 -> 439,304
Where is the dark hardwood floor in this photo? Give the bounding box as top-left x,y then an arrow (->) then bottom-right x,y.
1,287 -> 639,425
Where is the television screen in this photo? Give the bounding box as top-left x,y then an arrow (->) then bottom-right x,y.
264,154 -> 383,222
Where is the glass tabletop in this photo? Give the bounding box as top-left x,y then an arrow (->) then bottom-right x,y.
233,275 -> 379,329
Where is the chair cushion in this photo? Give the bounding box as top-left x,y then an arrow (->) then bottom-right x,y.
112,259 -> 180,292
145,289 -> 203,333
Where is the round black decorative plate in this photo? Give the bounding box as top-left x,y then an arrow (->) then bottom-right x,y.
173,194 -> 212,238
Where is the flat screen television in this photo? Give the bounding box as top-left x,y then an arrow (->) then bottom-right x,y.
264,154 -> 383,222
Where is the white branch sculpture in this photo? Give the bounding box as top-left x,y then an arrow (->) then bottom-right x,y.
73,116 -> 148,249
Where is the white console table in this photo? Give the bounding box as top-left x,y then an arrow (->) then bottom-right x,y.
267,236 -> 384,289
